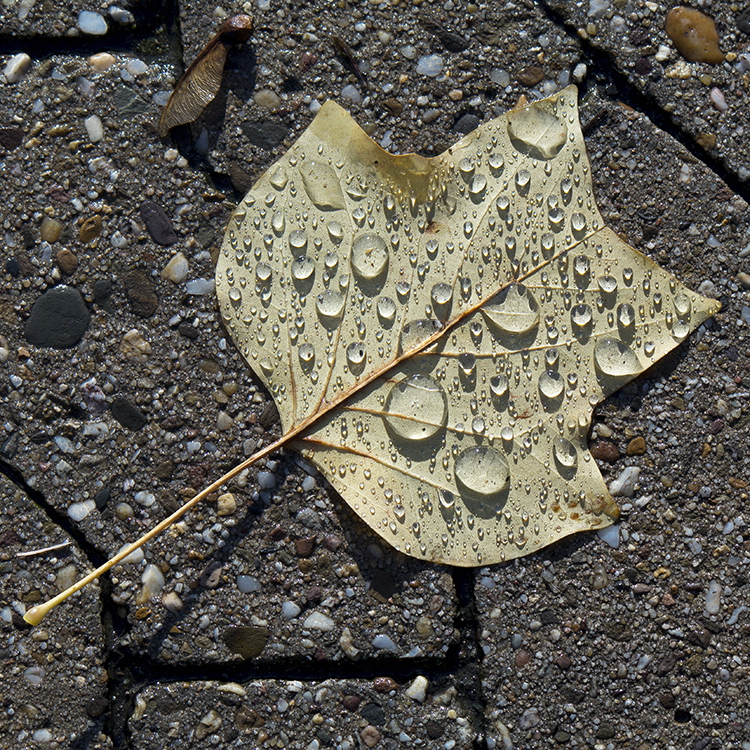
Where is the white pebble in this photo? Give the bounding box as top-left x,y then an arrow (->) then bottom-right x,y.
161,252 -> 189,283
416,54 -> 444,77
400,45 -> 417,60
304,611 -> 335,631
705,580 -> 722,614
137,564 -> 165,604
282,601 -> 302,619
372,634 -> 398,652
114,542 -> 144,564
185,278 -> 215,295
54,435 -> 75,454
162,591 -> 184,612
125,58 -> 148,76
4,52 -> 32,83
109,6 -> 135,24
609,466 -> 640,497
588,0 -> 610,18
134,491 -> 156,507
84,114 -> 104,142
709,87 -> 727,113
216,411 -> 234,431
340,84 -> 361,104
596,524 -> 620,549
405,675 -> 429,702
68,499 -> 96,522
24,666 -> 45,685
237,575 -> 262,593
78,10 -> 109,35
301,475 -> 316,492
572,62 -> 587,83
32,729 -> 52,743
490,69 -> 510,87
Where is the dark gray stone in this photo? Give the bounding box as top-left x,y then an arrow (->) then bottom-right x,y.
24,285 -> 90,349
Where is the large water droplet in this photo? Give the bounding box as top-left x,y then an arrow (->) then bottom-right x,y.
507,102 -> 568,160
571,304 -> 592,329
490,374 -> 509,399
298,342 -> 315,368
351,233 -> 389,281
431,282 -> 453,315
539,371 -> 564,400
377,296 -> 396,326
255,263 -> 272,284
328,221 -> 344,243
594,338 -> 641,379
289,229 -> 308,253
454,446 -> 509,498
553,437 -> 578,475
228,287 -> 242,308
346,342 -> 367,372
291,255 -> 315,281
316,290 -> 345,326
482,283 -> 540,341
384,374 -> 448,442
674,293 -> 691,318
399,319 -> 442,353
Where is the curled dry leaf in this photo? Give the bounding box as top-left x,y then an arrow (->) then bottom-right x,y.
23,86 -> 720,626
158,14 -> 253,138
216,86 -> 719,566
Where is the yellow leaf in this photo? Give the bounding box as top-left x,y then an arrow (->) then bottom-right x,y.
216,86 -> 719,566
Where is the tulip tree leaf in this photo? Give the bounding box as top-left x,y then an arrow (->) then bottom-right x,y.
216,86 -> 719,566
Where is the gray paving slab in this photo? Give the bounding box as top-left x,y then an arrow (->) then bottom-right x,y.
0,477 -> 111,748
130,676 -> 479,749
1,1 -> 750,748
1,2 -> 140,38
547,0 -> 750,184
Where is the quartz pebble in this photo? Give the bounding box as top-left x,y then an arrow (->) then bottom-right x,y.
136,564 -> 165,604
67,499 -> 96,521
78,10 -> 109,36
115,542 -> 144,564
709,87 -> 727,112
84,114 -> 104,142
304,611 -> 335,631
254,88 -> 280,108
609,466 -> 640,497
185,278 -> 215,295
596,524 -> 621,549
161,252 -> 189,283
416,55 -> 444,77
372,634 -> 398,652
237,575 -> 262,593
282,601 -> 302,619
405,675 -> 429,702
706,580 -> 722,613
4,52 -> 32,83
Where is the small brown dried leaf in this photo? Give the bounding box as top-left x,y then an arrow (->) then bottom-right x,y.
158,14 -> 253,138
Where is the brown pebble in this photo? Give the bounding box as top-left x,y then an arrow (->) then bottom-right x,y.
139,200 -> 178,245
554,654 -> 572,670
40,216 -> 64,243
79,215 -> 102,243
342,694 -> 361,712
695,132 -> 717,151
269,525 -> 286,541
85,697 -> 109,718
658,691 -> 676,709
373,676 -> 398,693
222,625 -> 269,659
294,536 -> 316,558
514,649 -> 531,667
590,440 -> 620,463
382,97 -> 403,115
123,268 -> 159,317
626,436 -> 646,455
517,66 -> 544,86
665,7 -> 724,64
56,249 -> 78,275
633,57 -> 652,75
0,126 -> 24,150
306,585 -> 323,602
324,534 -> 342,551
360,725 -> 381,748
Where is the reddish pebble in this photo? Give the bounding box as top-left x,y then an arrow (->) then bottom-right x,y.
590,440 -> 620,463
514,649 -> 531,668
373,676 -> 398,693
342,694 -> 361,711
